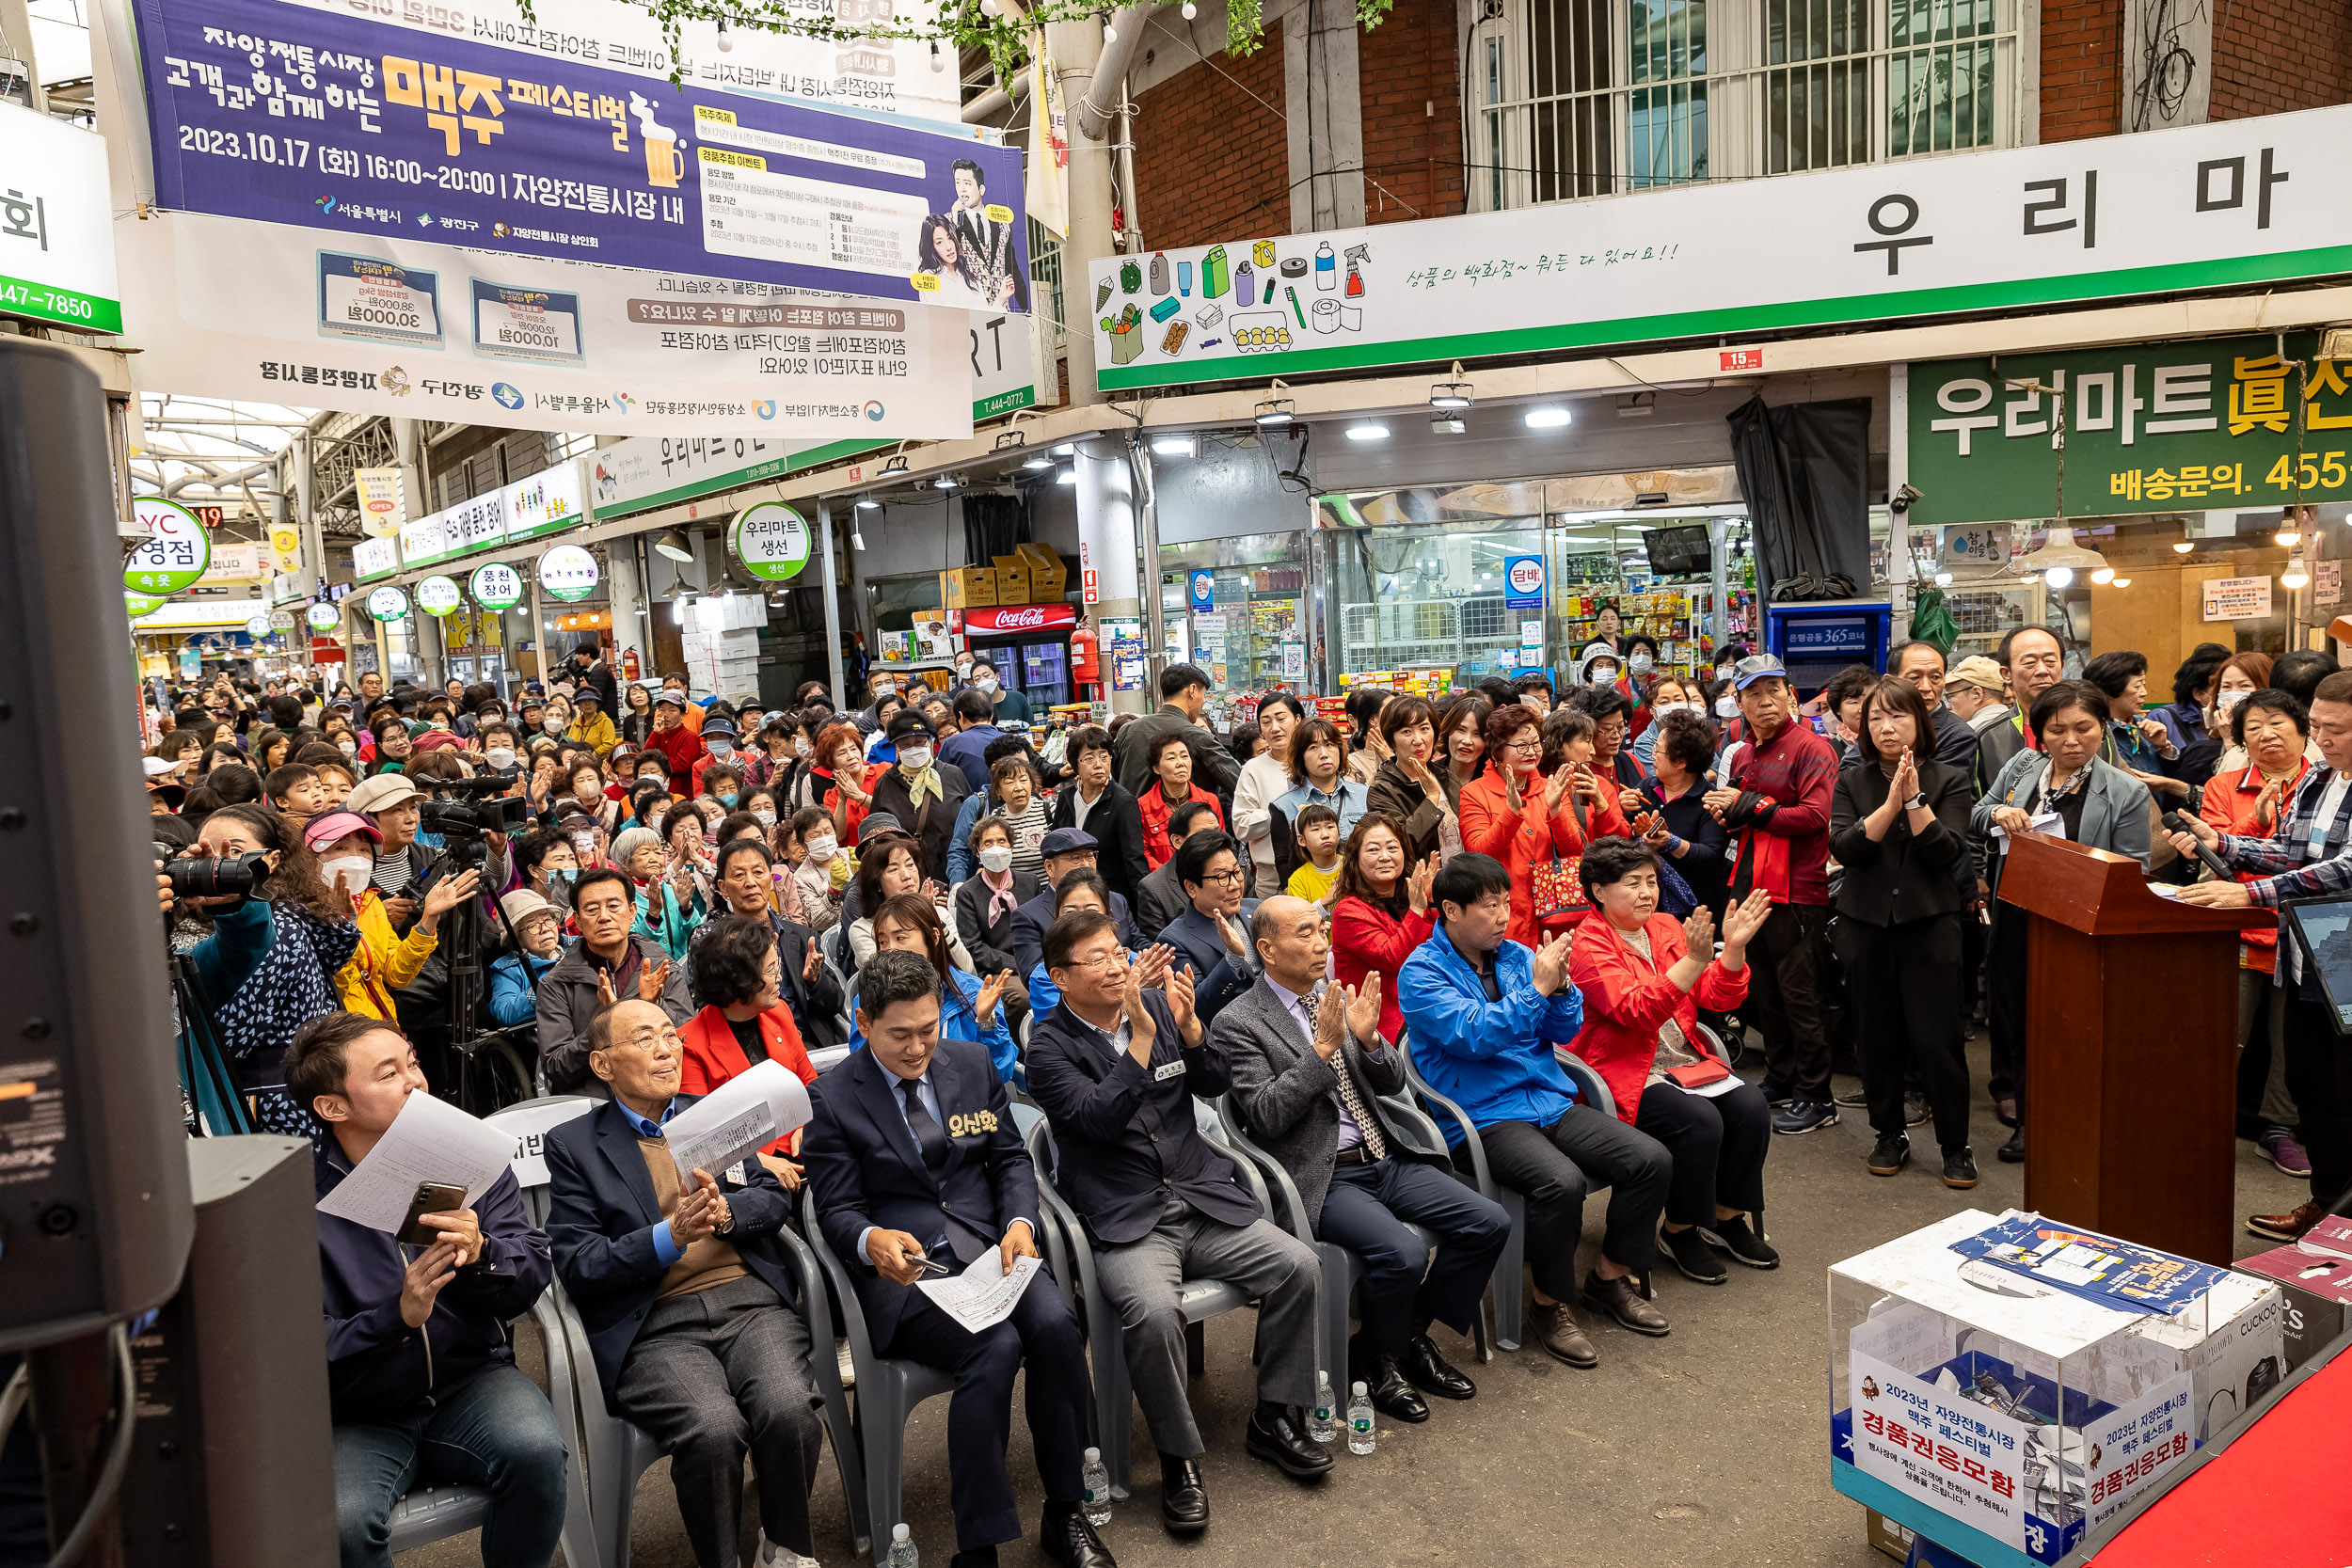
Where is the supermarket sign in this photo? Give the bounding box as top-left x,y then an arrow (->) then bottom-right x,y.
1908,332 -> 2352,526
0,104 -> 120,333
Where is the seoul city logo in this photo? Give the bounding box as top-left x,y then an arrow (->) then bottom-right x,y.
492,382 -> 525,410
613,391 -> 637,412
864,400 -> 885,421
315,195 -> 339,214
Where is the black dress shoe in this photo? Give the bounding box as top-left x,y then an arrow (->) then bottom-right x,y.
1360,1354 -> 1430,1422
1041,1507 -> 1118,1568
1243,1408 -> 1334,1479
1403,1334 -> 1476,1401
1157,1454 -> 1209,1534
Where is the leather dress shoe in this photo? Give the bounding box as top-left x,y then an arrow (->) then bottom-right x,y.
1243,1408 -> 1333,1479
1533,1301 -> 1597,1368
1357,1353 -> 1430,1422
1041,1507 -> 1118,1568
1403,1334 -> 1476,1401
1156,1454 -> 1209,1534
1581,1270 -> 1671,1337
2248,1201 -> 2325,1243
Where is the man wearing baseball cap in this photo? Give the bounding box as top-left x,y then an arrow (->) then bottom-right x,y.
344,773 -> 433,934
1008,827 -> 1139,976
640,687 -> 707,795
567,686 -> 617,757
1945,654 -> 2021,787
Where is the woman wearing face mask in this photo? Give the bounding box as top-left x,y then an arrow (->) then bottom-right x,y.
321,712 -> 366,765
700,763 -> 745,814
863,711 -> 972,883
1975,680 -> 2153,1164
1632,676 -> 1702,774
565,760 -> 618,834
539,694 -> 574,741
476,721 -> 522,781
787,804 -> 846,928
305,809 -> 484,1026
156,802 -> 362,1138
953,814 -> 1040,985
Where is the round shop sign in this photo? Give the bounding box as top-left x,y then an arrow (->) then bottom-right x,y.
245,614 -> 273,638
124,592 -> 170,620
367,585 -> 410,623
306,601 -> 342,632
417,575 -> 463,615
538,544 -> 599,603
469,561 -> 525,611
269,608 -> 297,630
730,501 -> 812,583
123,497 -> 212,595
1507,558 -> 1546,597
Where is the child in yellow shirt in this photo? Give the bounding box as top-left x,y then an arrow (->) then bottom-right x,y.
1283,803 -> 1344,908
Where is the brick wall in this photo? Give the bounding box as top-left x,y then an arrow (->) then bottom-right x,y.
2210,0 -> 2352,119
1357,0 -> 1466,223
1134,22 -> 1290,248
2041,0 -> 2121,142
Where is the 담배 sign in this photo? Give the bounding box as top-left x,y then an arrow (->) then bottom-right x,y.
731,501 -> 813,582
538,545 -> 599,602
469,562 -> 524,611
367,584 -> 410,622
1504,555 -> 1547,610
124,498 -> 211,594
416,576 -> 463,615
2201,575 -> 2274,622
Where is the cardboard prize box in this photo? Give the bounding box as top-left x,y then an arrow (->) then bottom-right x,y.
1830,1211 -> 2284,1568
992,555 -> 1032,604
2236,1213 -> 2352,1373
941,566 -> 996,610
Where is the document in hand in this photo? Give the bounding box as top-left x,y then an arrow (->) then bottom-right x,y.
315,1089 -> 518,1234
917,1248 -> 1043,1335
662,1059 -> 814,1187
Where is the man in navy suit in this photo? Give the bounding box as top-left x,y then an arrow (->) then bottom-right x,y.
803,950 -> 1110,1568
542,1000 -> 825,1568
1009,827 -> 1139,975
1025,908 -> 1327,1538
1150,830 -> 1262,1028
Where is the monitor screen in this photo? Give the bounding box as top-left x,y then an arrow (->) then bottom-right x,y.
2283,895 -> 2352,1033
1644,523 -> 1711,577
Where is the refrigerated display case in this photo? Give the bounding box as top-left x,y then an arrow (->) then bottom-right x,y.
962,603 -> 1079,715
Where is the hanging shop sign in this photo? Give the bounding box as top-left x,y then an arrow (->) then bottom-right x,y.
124,498 -> 210,594
730,501 -> 814,582
305,601 -> 342,631
397,512 -> 453,571
1907,332 -> 2352,527
1504,556 -> 1547,610
269,609 -> 296,630
1088,103 -> 2352,392
124,592 -> 171,619
100,0 -> 1001,439
538,544 -> 600,602
503,462 -> 586,545
469,562 -> 526,612
352,535 -> 399,582
244,614 -> 273,638
417,576 -> 464,615
0,104 -> 120,333
962,603 -> 1079,634
367,585 -> 410,622
587,318 -> 1039,518
354,467 -> 406,536
391,462 -> 586,572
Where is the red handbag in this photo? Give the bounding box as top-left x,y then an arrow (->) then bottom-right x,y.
1532,792 -> 1591,920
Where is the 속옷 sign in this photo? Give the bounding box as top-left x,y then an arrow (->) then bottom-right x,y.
538,545 -> 600,603
367,585 -> 410,622
731,501 -> 812,583
416,576 -> 463,615
124,497 -> 211,594
470,562 -> 525,611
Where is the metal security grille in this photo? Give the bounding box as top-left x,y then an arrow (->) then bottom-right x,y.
1469,0 -> 2021,210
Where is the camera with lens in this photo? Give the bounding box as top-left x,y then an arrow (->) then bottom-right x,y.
164,850 -> 271,899
419,794 -> 533,837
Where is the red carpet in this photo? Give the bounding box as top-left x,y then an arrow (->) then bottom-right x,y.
2088,1345 -> 2352,1565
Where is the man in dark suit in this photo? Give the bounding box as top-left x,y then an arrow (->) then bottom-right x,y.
1048,726 -> 1150,911
803,952 -> 1110,1568
1218,898 -> 1507,1422
542,1000 -> 826,1568
1009,827 -> 1138,976
948,157 -> 1025,310
1131,800 -> 1216,943
1112,663 -> 1242,801
1026,910 -> 1327,1536
1152,830 -> 1262,1028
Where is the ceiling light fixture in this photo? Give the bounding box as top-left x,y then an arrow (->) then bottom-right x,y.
993,429 -> 1027,452
880,453 -> 910,478
2277,527 -> 2304,548
1429,361 -> 1473,410
932,472 -> 960,490
1253,396 -> 1295,428
1344,422 -> 1389,442
1524,406 -> 1572,429
1023,453 -> 1052,471
1055,467 -> 1077,485
2283,557 -> 2312,590
2015,524 -> 2106,590
1152,433 -> 1198,457
2110,577 -> 2132,588
2173,539 -> 2196,554
2090,565 -> 2116,584
854,495 -> 881,510
716,18 -> 733,50
654,529 -> 693,562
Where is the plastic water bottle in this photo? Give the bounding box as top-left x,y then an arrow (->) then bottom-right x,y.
1309,1372 -> 1339,1443
885,1522 -> 919,1568
1346,1381 -> 1375,1454
1081,1447 -> 1111,1528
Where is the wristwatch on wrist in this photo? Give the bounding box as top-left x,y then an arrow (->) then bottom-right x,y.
1906,794 -> 1927,811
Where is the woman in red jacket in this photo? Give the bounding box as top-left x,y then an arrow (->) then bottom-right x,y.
1457,704 -> 1631,950
1566,838 -> 1779,1283
1328,811 -> 1438,1044
677,913 -> 819,1183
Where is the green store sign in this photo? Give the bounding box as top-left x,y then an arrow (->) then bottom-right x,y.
1908,332 -> 2352,527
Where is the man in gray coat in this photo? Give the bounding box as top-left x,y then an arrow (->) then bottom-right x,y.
1217,896 -> 1507,1423
536,866 -> 694,1096
1113,662 -> 1243,800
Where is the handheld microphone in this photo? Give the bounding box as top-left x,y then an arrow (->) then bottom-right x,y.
2160,810 -> 2233,882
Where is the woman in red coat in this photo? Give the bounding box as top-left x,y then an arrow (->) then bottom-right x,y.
1566,838 -> 1779,1283
1328,811 -> 1438,1044
678,913 -> 819,1182
1456,704 -> 1630,950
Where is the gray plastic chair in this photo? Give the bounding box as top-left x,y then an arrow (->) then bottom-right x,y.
384,1099 -> 600,1568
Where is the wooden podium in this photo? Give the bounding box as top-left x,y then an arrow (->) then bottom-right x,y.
1999,832 -> 2249,1264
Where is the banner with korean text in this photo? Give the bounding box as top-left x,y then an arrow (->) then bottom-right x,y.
1906,333 -> 2352,526
97,0 -> 1014,436
1086,102 -> 2352,393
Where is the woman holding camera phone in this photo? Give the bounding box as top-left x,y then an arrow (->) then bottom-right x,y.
156,802 -> 361,1137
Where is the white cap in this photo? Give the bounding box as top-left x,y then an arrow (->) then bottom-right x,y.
892,1525 -> 911,1543
1351,1380 -> 1368,1394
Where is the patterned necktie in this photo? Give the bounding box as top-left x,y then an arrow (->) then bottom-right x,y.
901,1079 -> 950,1172
1301,988 -> 1387,1163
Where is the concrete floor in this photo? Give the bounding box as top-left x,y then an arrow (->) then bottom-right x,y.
408,1031 -> 2312,1568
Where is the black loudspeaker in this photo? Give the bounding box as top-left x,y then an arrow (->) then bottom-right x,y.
124,1137 -> 337,1565
0,338 -> 194,1350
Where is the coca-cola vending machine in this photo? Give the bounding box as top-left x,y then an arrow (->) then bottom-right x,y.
961,602 -> 1079,712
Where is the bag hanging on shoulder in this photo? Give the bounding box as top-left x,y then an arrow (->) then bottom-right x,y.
1533,790 -> 1591,920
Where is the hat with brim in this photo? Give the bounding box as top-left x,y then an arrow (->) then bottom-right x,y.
501,888 -> 559,927
1040,827 -> 1100,857
655,692 -> 688,711
344,773 -> 423,815
856,813 -> 906,845
302,809 -> 383,852
1732,655 -> 1790,691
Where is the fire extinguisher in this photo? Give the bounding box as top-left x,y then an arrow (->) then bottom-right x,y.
622,647 -> 641,681
1069,621 -> 1101,689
